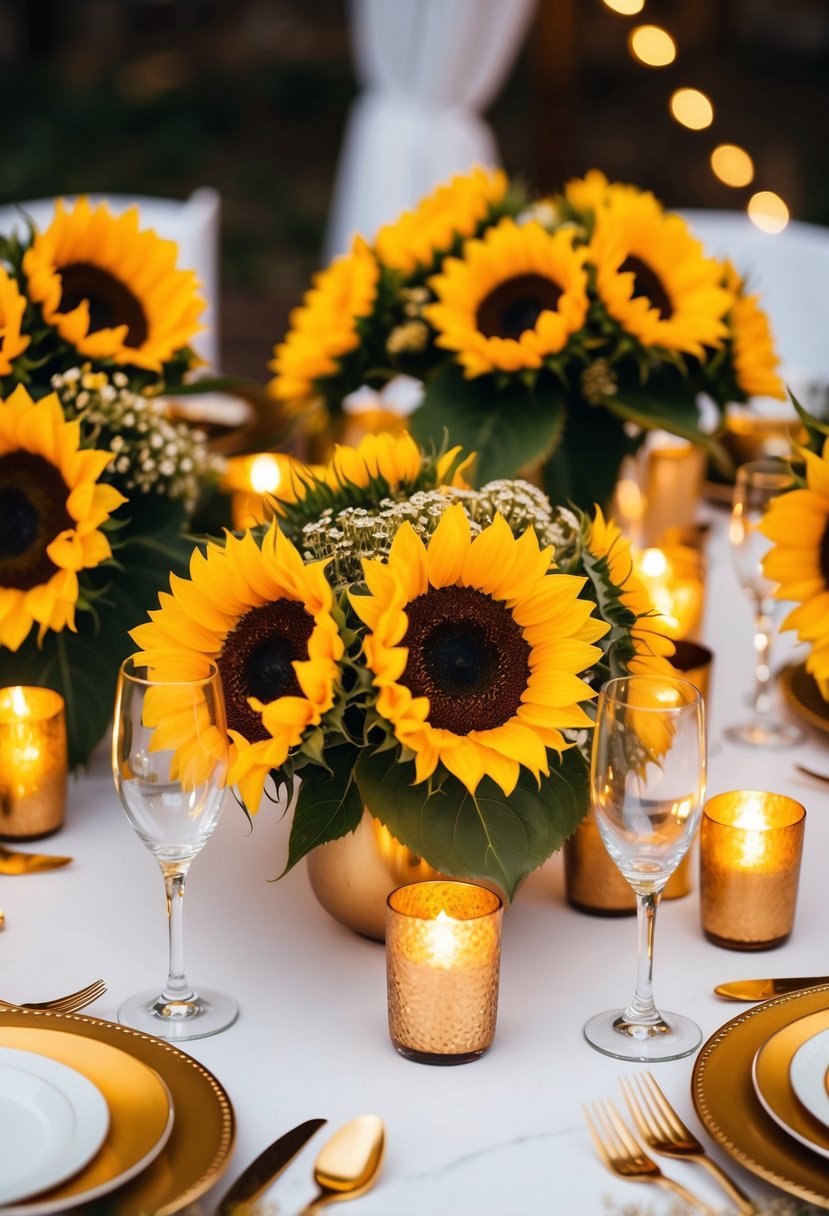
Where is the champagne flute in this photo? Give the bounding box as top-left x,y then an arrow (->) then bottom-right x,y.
583,675 -> 706,1062
726,459 -> 804,747
112,656 -> 238,1040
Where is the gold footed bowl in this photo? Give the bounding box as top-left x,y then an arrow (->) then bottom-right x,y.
306,810 -> 511,943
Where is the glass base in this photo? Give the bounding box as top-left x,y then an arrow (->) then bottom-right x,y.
584,1008 -> 701,1062
118,987 -> 238,1041
724,719 -> 804,748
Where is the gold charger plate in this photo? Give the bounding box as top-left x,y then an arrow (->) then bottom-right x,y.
0,1009 -> 235,1215
693,984 -> 829,1209
780,662 -> 829,733
753,1009 -> 829,1160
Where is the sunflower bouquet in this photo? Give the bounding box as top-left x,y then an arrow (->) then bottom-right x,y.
0,198 -> 222,766
761,398 -> 829,700
269,167 -> 783,512
132,432 -> 673,898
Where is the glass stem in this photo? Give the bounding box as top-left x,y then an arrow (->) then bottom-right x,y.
752,596 -> 774,719
161,862 -> 196,1004
623,889 -> 662,1025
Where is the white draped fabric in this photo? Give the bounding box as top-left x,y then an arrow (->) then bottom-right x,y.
323,0 -> 537,260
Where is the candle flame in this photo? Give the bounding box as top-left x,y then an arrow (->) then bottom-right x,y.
429,908 -> 461,968
249,454 -> 282,495
10,686 -> 30,718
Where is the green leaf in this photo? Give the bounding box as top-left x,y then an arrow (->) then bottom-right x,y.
601,389 -> 732,475
354,746 -> 590,901
282,746 -> 364,875
411,362 -> 565,485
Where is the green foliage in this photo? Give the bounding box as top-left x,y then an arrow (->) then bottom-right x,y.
411,363 -> 566,486
282,744 -> 364,875
0,505 -> 193,768
354,746 -> 590,901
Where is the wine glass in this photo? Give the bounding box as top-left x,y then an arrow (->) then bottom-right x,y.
725,459 -> 804,748
583,674 -> 706,1062
112,656 -> 238,1040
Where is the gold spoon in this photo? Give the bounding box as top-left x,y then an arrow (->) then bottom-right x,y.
298,1114 -> 385,1215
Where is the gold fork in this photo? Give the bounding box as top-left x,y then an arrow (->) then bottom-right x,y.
0,979 -> 107,1015
621,1072 -> 755,1214
584,1098 -> 717,1214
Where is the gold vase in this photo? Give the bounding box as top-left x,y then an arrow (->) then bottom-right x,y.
306,810 -> 446,942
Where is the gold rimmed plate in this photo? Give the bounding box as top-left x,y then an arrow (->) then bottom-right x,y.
693,984 -> 829,1209
0,1009 -> 235,1216
752,1009 -> 829,1160
779,662 -> 829,733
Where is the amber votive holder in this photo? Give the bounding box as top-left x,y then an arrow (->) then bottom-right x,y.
0,686 -> 67,840
386,881 -> 503,1065
564,810 -> 694,915
700,791 -> 806,950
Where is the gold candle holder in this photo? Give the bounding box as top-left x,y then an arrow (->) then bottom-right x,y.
386,881 -> 503,1065
700,791 -> 806,950
564,812 -> 694,915
641,441 -> 706,548
222,452 -> 315,530
634,545 -> 706,641
0,686 -> 67,840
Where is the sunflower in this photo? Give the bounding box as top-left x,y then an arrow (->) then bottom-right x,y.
350,504 -> 608,796
22,198 -> 205,373
269,237 -> 379,405
0,385 -> 126,650
589,191 -> 732,357
425,219 -> 589,378
374,167 -> 508,276
587,508 -> 675,676
130,524 -> 343,810
0,266 -> 29,375
563,169 -> 612,214
723,263 -> 785,400
761,442 -> 829,696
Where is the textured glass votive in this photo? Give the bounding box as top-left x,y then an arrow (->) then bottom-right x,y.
386,881 -> 503,1065
700,791 -> 806,950
0,686 -> 67,839
564,811 -> 694,915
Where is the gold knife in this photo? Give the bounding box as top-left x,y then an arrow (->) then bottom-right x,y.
714,977 -> 829,1001
0,845 -> 73,875
217,1117 -> 326,1216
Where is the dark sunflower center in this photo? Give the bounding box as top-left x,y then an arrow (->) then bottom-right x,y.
217,600 -> 314,745
476,274 -> 562,341
820,521 -> 829,587
400,586 -> 531,734
619,255 -> 673,319
59,262 -> 149,348
0,453 -> 72,590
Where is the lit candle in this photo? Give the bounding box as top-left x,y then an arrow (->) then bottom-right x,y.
700,791 -> 806,949
635,545 -> 706,640
386,880 -> 503,1064
0,686 -> 67,839
222,452 -> 313,530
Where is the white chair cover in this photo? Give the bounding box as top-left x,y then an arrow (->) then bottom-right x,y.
0,187 -> 221,369
323,0 -> 537,260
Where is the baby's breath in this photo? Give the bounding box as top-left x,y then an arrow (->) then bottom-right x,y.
53,366 -> 223,514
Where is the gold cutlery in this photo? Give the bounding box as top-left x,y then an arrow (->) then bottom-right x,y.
217,1118 -> 327,1216
584,1099 -> 717,1215
298,1115 -> 385,1215
620,1072 -> 755,1214
0,978 -> 107,1014
795,765 -> 829,784
714,977 -> 829,1001
0,844 -> 73,875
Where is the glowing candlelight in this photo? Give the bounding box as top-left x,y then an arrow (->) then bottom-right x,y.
222,452 -> 310,530
0,686 -> 67,839
634,545 -> 705,640
386,881 -> 503,1063
700,791 -> 805,949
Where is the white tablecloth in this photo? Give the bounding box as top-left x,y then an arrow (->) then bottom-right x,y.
4,510 -> 828,1216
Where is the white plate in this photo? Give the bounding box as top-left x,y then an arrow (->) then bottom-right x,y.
0,1047 -> 109,1205
790,1026 -> 829,1130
